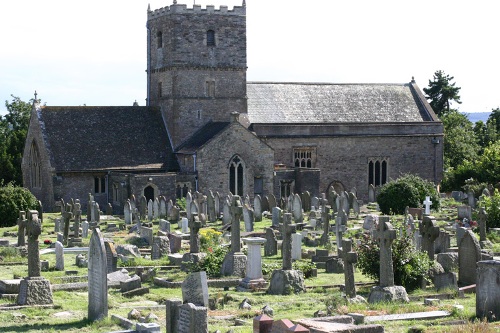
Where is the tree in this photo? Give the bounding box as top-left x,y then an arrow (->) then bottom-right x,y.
423,70 -> 461,117
441,110 -> 479,170
487,107 -> 500,133
0,95 -> 33,185
474,120 -> 498,153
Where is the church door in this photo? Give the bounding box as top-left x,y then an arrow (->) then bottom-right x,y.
144,185 -> 154,202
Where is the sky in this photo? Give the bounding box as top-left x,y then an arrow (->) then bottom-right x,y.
1,0 -> 499,116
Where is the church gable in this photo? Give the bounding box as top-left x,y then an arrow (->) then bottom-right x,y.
36,106 -> 178,172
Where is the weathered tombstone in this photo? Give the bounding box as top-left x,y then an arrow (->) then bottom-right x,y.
17,211 -> 53,305
292,193 -> 303,223
456,226 -> 467,245
147,199 -> 153,221
177,302 -> 208,333
254,195 -> 263,222
86,194 -> 93,222
73,201 -> 82,238
467,191 -> 475,208
264,228 -> 278,257
165,298 -> 183,333
243,204 -> 254,232
62,203 -> 73,246
335,214 -> 346,251
54,218 -> 62,233
268,194 -> 277,210
152,236 -> 171,260
170,205 -> 180,223
159,196 -> 167,218
457,205 -> 472,220
221,195 -> 247,277
262,196 -> 270,213
420,215 -> 440,260
94,202 -> 101,223
352,198 -> 360,218
368,216 -> 409,303
82,221 -> 89,238
153,197 -> 160,220
476,260 -> 500,321
239,237 -> 267,290
319,194 -> 330,246
124,200 -> 133,226
181,272 -> 209,307
272,207 -> 282,227
140,226 -> 154,246
181,217 -> 189,234
88,228 -> 108,321
55,241 -> 64,271
159,219 -> 171,233
291,233 -> 302,260
340,239 -> 358,299
368,184 -> 376,203
17,211 -> 27,246
433,230 -> 450,254
458,230 -> 482,286
222,199 -> 231,225
207,191 -> 216,223
185,191 -> 192,221
302,191 -> 311,213
104,240 -> 118,273
478,207 -> 488,243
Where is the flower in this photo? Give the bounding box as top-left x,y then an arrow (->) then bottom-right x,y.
43,239 -> 52,245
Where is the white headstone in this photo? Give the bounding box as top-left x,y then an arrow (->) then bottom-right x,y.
423,196 -> 432,215
55,241 -> 64,271
291,233 -> 302,260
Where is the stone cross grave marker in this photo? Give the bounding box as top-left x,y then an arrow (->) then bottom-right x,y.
419,215 -> 440,260
189,214 -> 202,254
423,196 -> 432,215
340,238 -> 358,298
281,213 -> 297,270
207,191 -> 216,223
320,194 -> 330,245
230,196 -> 243,253
62,203 -> 73,246
73,201 -> 82,237
88,228 -> 108,321
17,211 -> 27,246
373,216 -> 396,287
27,210 -> 42,278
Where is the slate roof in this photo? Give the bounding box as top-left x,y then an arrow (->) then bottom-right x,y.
246,82 -> 436,124
37,106 -> 178,172
175,121 -> 230,154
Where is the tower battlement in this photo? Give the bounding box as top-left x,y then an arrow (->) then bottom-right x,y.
148,3 -> 245,19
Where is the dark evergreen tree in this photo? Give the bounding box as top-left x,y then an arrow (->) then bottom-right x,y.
423,70 -> 461,117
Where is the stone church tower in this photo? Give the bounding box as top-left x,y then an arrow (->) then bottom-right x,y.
146,2 -> 247,148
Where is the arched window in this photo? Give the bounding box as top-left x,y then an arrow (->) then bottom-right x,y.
293,147 -> 315,168
229,155 -> 244,196
368,158 -> 389,187
207,30 -> 215,46
157,31 -> 163,49
29,141 -> 41,188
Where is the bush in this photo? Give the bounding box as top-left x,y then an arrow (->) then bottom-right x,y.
0,183 -> 39,227
191,245 -> 228,278
355,219 -> 432,292
478,189 -> 500,230
377,174 -> 440,215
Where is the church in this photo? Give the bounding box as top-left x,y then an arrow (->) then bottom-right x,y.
21,2 -> 443,213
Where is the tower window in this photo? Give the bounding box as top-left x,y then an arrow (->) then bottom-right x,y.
94,177 -> 105,193
293,147 -> 315,168
158,82 -> 162,98
368,158 -> 388,187
29,141 -> 42,188
205,80 -> 215,97
157,31 -> 163,49
207,30 -> 215,46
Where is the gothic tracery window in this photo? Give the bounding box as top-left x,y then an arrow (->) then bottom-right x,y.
229,155 -> 244,196
368,158 -> 388,187
293,147 -> 315,168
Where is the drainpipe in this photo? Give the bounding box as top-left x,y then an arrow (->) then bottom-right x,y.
193,153 -> 198,191
146,21 -> 151,106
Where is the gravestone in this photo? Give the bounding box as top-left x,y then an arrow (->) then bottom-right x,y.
159,219 -> 171,233
17,210 -> 53,305
319,195 -> 330,246
272,207 -> 282,227
152,236 -> 171,260
264,228 -> 278,257
94,202 -> 100,223
458,230 -> 482,286
268,194 -> 277,210
221,196 -> 247,277
62,204 -> 73,246
243,204 -> 255,232
291,233 -> 302,260
262,196 -> 270,213
140,226 -> 154,246
182,214 -> 206,268
476,260 -> 500,321
153,198 -> 160,220
17,211 -> 27,246
457,205 -> 472,220
292,193 -> 303,223
185,191 -> 192,221
302,191 -> 311,213
456,226 -> 467,246
340,239 -> 358,299
159,196 -> 167,218
254,195 -> 263,222
148,199 -> 153,221
82,221 -> 89,238
177,302 -> 208,333
55,241 -> 64,271
88,228 -> 108,321
368,216 -> 409,303
368,184 -> 376,203
165,298 -> 183,333
222,199 -> 231,225
207,191 -> 216,223
239,237 -> 267,290
181,218 -> 189,234
281,213 -> 296,270
73,201 -> 82,238
139,195 -> 147,220
168,233 -> 182,254
420,215 -> 440,260
54,218 -> 62,233
467,191 -> 476,208
433,230 -> 450,254
124,201 -> 132,224
181,271 -> 209,306
87,194 -> 93,222
478,207 -> 488,243
104,240 -> 118,273
423,196 -> 432,215
335,215 -> 346,251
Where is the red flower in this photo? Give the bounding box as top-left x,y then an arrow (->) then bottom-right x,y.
44,239 -> 52,245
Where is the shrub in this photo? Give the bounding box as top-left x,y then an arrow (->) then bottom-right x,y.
354,219 -> 432,292
199,228 -> 222,252
191,245 -> 228,278
377,174 -> 440,215
478,189 -> 500,230
0,183 -> 39,227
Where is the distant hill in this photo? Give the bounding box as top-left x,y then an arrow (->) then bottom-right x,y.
462,112 -> 490,123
